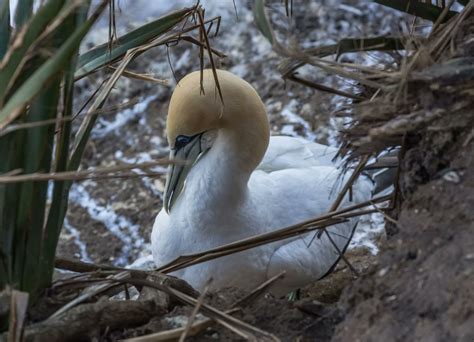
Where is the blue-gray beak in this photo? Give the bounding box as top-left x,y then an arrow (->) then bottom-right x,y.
163,134 -> 203,213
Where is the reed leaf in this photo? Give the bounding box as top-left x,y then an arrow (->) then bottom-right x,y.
14,0 -> 34,28
0,0 -> 105,298
310,36 -> 406,57
0,0 -> 66,106
0,0 -> 10,59
373,0 -> 458,22
75,7 -> 195,79
0,131 -> 24,290
0,1 -> 107,130
15,81 -> 60,293
253,0 -> 275,45
41,3 -> 91,290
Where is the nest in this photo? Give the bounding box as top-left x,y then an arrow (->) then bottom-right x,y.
338,4 -> 474,160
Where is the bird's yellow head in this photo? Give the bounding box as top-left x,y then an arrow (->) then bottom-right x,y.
163,69 -> 270,213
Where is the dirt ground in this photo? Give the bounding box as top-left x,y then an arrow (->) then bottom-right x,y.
332,16 -> 474,341
334,132 -> 474,341
106,248 -> 377,342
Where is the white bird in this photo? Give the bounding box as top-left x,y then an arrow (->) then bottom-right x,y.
152,69 -> 381,295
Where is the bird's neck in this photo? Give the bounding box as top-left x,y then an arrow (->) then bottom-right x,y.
185,127 -> 260,210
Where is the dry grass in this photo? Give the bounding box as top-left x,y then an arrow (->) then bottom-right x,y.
338,2 -> 474,160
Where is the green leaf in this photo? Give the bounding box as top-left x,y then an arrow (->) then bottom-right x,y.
41,2 -> 91,290
0,0 -> 66,105
14,0 -> 34,28
373,0 -> 459,22
0,0 -> 10,59
253,0 -> 274,45
0,130 -> 24,290
0,1 -> 107,131
16,79 -> 60,293
75,7 -> 194,79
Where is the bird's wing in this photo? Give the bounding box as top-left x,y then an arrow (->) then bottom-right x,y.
254,165 -> 373,295
265,220 -> 357,295
257,136 -> 340,173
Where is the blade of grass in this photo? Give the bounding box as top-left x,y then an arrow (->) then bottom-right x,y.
0,0 -> 10,59
253,0 -> 275,45
75,7 -> 195,80
15,80 -> 61,294
373,0 -> 458,22
0,130 -> 24,290
0,1 -> 108,130
14,0 -> 34,28
40,1 -> 91,290
0,0 -> 66,105
312,36 -> 407,58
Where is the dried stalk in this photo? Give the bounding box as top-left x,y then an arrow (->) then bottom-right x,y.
0,160 -> 171,183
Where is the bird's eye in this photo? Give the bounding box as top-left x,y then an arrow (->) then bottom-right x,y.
175,135 -> 192,149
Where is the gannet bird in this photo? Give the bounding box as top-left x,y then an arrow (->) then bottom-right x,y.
151,69 -> 377,295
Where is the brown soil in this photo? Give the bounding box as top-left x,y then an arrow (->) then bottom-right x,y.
332,14 -> 474,341
111,248 -> 377,342
333,121 -> 474,342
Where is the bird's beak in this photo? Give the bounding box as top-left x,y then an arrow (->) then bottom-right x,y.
163,134 -> 203,213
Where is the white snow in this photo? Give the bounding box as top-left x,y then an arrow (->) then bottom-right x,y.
63,219 -> 93,263
92,95 -> 157,138
68,182 -> 144,266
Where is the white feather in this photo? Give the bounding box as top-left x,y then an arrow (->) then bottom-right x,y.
152,135 -> 373,295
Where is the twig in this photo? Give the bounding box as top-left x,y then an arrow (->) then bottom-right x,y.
157,194 -> 390,274
113,278 -> 279,341
179,279 -> 211,342
48,271 -> 131,320
196,8 -> 224,106
106,66 -> 169,85
53,258 -> 199,298
123,272 -> 285,341
0,160 -> 171,183
287,74 -> 364,100
370,201 -> 399,226
24,297 -> 166,342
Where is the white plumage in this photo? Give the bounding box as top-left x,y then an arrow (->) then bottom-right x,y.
151,70 -> 375,295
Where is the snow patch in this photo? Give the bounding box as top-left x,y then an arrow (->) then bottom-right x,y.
69,182 -> 144,266
93,95 -> 157,138
63,219 -> 93,263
